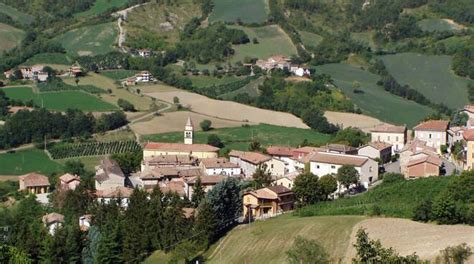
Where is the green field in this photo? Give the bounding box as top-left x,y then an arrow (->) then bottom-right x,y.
142,124 -> 332,153
22,53 -> 72,66
0,149 -> 63,176
381,53 -> 471,109
3,87 -> 117,112
418,18 -> 464,32
296,176 -> 452,219
0,23 -> 25,53
228,25 -> 297,62
299,31 -> 323,48
209,0 -> 269,24
352,31 -> 376,50
100,70 -> 139,80
219,76 -> 264,99
189,75 -> 241,88
316,63 -> 433,126
75,0 -> 129,17
55,22 -> 118,56
0,3 -> 34,25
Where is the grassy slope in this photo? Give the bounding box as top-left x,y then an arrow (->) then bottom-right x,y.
204,215 -> 364,263
296,177 -> 452,219
299,31 -> 323,48
209,0 -> 269,24
188,75 -> 241,88
219,76 -> 264,99
0,23 -> 25,53
418,19 -> 463,32
142,124 -> 332,152
100,70 -> 139,81
316,63 -> 433,126
22,53 -> 72,66
0,149 -> 63,175
228,25 -> 297,62
381,53 -> 471,109
3,87 -> 117,112
0,3 -> 34,25
55,22 -> 118,56
75,0 -> 129,17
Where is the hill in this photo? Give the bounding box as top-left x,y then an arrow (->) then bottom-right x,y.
0,23 -> 25,53
0,3 -> 34,25
208,0 -> 269,24
75,0 -> 129,18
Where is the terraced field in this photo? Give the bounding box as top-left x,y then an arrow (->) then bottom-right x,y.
381,53 -> 471,109
0,23 -> 25,53
209,0 -> 269,24
316,63 -> 433,126
75,0 -> 129,17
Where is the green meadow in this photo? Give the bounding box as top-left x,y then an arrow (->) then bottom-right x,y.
75,0 -> 129,17
418,18 -> 464,32
209,0 -> 269,24
0,149 -> 63,176
0,3 -> 34,25
299,31 -> 323,48
100,70 -> 139,81
188,75 -> 241,88
22,53 -> 72,66
0,23 -> 25,53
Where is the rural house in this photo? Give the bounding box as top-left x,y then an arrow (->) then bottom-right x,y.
42,213 -> 64,235
199,158 -> 241,176
406,155 -> 442,179
358,142 -> 392,164
229,150 -> 287,177
96,186 -> 134,208
139,167 -> 180,188
370,124 -> 407,153
320,144 -> 358,155
413,120 -> 449,153
266,146 -> 298,173
184,175 -> 226,198
309,152 -> 378,188
94,158 -> 125,192
255,55 -> 291,71
243,185 -> 294,220
272,172 -> 299,190
18,173 -> 50,194
58,173 -> 81,191
399,140 -> 438,176
447,126 -> 465,148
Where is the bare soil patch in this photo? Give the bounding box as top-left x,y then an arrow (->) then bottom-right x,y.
345,218 -> 474,263
0,175 -> 19,182
325,111 -> 389,132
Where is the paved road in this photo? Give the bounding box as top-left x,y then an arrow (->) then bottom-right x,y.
384,160 -> 401,174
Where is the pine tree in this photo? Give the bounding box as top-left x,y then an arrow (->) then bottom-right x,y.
207,178 -> 242,233
194,199 -> 217,249
96,222 -> 123,264
162,202 -> 188,252
146,186 -> 165,251
191,176 -> 205,207
65,223 -> 82,263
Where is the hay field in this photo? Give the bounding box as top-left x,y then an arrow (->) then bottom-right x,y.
324,111 -> 388,132
0,23 -> 25,53
208,0 -> 269,24
143,85 -> 309,129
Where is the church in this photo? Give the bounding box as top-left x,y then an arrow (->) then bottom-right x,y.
143,117 -> 220,159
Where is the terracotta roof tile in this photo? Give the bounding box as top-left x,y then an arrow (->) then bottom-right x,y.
267,185 -> 292,195
59,173 -> 80,183
200,158 -> 240,169
266,146 -> 295,157
413,120 -> 449,131
229,150 -> 271,164
309,152 -> 369,167
160,181 -> 185,196
42,213 -> 64,225
19,173 -> 50,187
371,124 -> 406,133
463,129 -> 474,141
144,142 -> 219,152
366,142 -> 392,151
407,155 -> 442,167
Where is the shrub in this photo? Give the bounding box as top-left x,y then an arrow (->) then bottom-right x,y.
382,173 -> 405,184
200,119 -> 212,131
286,236 -> 329,264
207,134 -> 223,148
412,200 -> 432,222
117,99 -> 136,112
437,243 -> 472,264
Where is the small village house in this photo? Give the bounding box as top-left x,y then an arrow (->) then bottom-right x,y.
309,152 -> 378,188
273,175 -> 296,190
320,144 -> 358,155
69,65 -> 83,77
266,146 -> 298,173
135,71 -> 152,82
96,186 -> 134,208
160,181 -> 187,198
413,120 -> 449,153
229,150 -> 287,178
18,173 -> 50,194
243,186 -> 294,220
370,124 -> 407,153
42,213 -> 64,235
138,167 -> 180,188
357,142 -> 392,164
141,155 -> 198,171
199,158 -> 241,176
58,173 -> 81,191
184,175 -> 226,199
399,140 -> 438,176
94,158 -> 125,192
447,126 -> 465,148
406,155 -> 442,179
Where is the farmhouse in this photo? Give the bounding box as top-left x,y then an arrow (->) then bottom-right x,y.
199,158 -> 241,176
123,71 -> 154,86
229,150 -> 287,177
309,152 -> 378,188
358,142 -> 392,164
69,65 -> 83,77
255,55 -> 291,71
42,213 -> 64,235
58,173 -> 81,191
399,140 -> 439,177
406,155 -> 442,179
18,173 -> 50,194
4,65 -> 49,82
94,158 -> 125,192
370,124 -> 407,153
413,120 -> 449,153
243,185 -> 294,220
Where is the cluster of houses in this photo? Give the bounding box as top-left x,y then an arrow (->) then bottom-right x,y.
255,55 -> 311,77
3,64 -> 83,82
122,71 -> 153,86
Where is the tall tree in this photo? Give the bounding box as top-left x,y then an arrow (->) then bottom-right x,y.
194,199 -> 217,248
286,236 -> 329,264
191,176 -> 205,208
162,203 -> 188,252
207,178 -> 242,234
293,172 -> 322,205
252,163 -> 272,188
146,186 -> 165,251
336,165 -> 359,192
318,174 -> 338,200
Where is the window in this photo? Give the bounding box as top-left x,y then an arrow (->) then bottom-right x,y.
271,164 -> 274,169
429,134 -> 432,139
316,165 -> 320,169
396,136 -> 399,141
331,165 -> 336,169
388,136 -> 390,141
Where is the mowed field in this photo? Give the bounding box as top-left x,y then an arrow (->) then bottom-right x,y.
142,84 -> 309,129
3,87 -> 117,112
75,0 -> 129,17
380,53 -> 471,109
0,149 -> 63,175
55,22 -> 118,56
324,111 -> 388,132
316,63 -> 434,127
208,0 -> 269,24
100,70 -> 138,81
0,23 -> 25,53
228,25 -> 297,62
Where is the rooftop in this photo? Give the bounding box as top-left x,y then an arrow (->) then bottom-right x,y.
200,158 -> 240,169
370,124 -> 406,134
364,142 -> 392,151
266,146 -> 295,157
229,150 -> 271,164
463,129 -> 474,141
186,175 -> 227,185
97,186 -> 134,198
144,142 -> 219,152
407,155 -> 442,167
413,120 -> 449,131
309,152 -> 369,167
19,173 -> 50,187
59,173 -> 80,183
95,158 -> 125,183
143,155 -> 197,165
42,213 -> 64,225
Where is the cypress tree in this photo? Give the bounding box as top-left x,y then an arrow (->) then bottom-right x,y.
194,199 -> 217,249
147,186 -> 165,251
191,176 -> 205,207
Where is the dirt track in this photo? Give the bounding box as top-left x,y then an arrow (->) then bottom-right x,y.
344,218 -> 474,263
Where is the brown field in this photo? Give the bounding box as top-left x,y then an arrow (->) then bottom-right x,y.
130,111 -> 250,135
0,176 -> 19,182
345,218 -> 474,263
324,111 -> 389,132
142,84 -> 309,129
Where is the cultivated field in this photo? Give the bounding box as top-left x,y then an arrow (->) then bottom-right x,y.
316,63 -> 434,127
381,53 -> 470,108
189,75 -> 241,88
142,85 -> 309,129
418,18 -> 466,32
22,53 -> 72,66
345,218 -> 474,263
75,0 -> 129,17
0,149 -> 63,175
0,23 -> 25,53
0,3 -> 34,25
55,22 -> 118,56
324,111 -> 388,132
3,87 -> 117,112
208,0 -> 269,24
100,70 -> 139,81
228,25 -> 297,62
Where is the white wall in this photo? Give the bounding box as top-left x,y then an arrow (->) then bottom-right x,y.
414,131 -> 446,152
205,167 -> 241,176
310,160 -> 378,188
371,132 -> 405,153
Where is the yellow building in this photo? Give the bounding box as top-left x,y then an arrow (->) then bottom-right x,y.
243,186 -> 294,220
463,129 -> 474,170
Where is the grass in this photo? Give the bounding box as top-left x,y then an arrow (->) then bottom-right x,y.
188,75 -> 241,88
22,53 -> 72,66
228,25 -> 297,62
316,63 -> 434,127
418,18 -> 464,32
3,87 -> 117,112
100,70 -> 139,81
57,156 -> 103,172
203,215 -> 364,263
0,148 -> 63,176
351,31 -> 376,50
209,0 -> 269,24
142,124 -> 332,153
299,31 -> 323,48
296,177 -> 453,219
0,23 -> 25,53
380,53 -> 471,109
0,3 -> 34,25
55,22 -> 118,56
219,76 -> 264,99
75,0 -> 129,17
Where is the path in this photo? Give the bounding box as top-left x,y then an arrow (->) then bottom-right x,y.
113,2 -> 150,52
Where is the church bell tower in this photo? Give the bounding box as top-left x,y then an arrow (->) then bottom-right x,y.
184,117 -> 194,145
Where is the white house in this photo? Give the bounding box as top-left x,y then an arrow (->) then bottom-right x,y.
447,126 -> 465,148
413,120 -> 449,153
94,158 -> 125,192
137,49 -> 151,58
199,158 -> 241,176
309,152 -> 378,188
370,124 -> 407,153
229,150 -> 287,178
135,71 -> 152,82
42,213 -> 64,235
96,186 -> 133,208
266,146 -> 297,173
357,142 -> 392,164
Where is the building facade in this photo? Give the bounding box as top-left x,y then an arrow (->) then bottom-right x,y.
413,120 -> 449,153
370,124 -> 407,153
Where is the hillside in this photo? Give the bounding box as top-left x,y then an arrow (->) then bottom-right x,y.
208,0 -> 269,24
0,23 -> 24,53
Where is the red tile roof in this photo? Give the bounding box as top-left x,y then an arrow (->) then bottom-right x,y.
144,142 -> 219,152
407,155 -> 442,167
413,120 -> 449,131
266,146 -> 295,157
19,173 -> 50,187
365,142 -> 392,151
370,124 -> 406,133
229,150 -> 271,164
42,213 -> 64,225
309,152 -> 369,167
463,129 -> 474,141
59,173 -> 80,183
200,158 -> 240,168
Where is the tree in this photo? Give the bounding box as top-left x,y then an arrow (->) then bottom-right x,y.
249,139 -> 261,151
173,96 -> 180,104
318,174 -> 337,200
64,160 -> 86,176
191,176 -> 205,207
194,199 -> 217,248
438,243 -> 472,264
336,165 -> 359,192
0,245 -> 32,264
207,178 -> 242,233
293,172 -> 322,205
207,134 -> 223,148
200,119 -> 212,131
111,151 -> 143,176
252,163 -> 272,188
332,128 -> 369,147
170,240 -> 199,263
117,99 -> 136,112
146,186 -> 165,251
412,200 -> 433,222
286,236 -> 329,264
